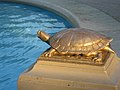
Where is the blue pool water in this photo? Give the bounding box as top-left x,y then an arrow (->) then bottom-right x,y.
0,2 -> 72,90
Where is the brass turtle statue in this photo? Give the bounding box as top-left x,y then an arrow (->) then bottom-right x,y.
37,28 -> 114,63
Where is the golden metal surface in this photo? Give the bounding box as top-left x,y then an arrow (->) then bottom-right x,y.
39,50 -> 111,66
37,28 -> 114,65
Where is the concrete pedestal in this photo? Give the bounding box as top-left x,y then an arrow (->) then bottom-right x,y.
18,53 -> 120,90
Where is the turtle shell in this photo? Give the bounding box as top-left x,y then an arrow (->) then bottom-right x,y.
49,28 -> 112,54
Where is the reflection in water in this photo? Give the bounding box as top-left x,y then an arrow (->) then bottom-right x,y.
0,2 -> 72,90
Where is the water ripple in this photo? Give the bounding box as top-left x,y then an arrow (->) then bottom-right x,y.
0,2 -> 72,90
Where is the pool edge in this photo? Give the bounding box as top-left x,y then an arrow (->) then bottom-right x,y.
0,0 -> 81,28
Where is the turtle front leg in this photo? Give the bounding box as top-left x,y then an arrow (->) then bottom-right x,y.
43,48 -> 58,57
88,52 -> 103,64
93,52 -> 103,63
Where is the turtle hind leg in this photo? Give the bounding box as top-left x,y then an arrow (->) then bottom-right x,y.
43,48 -> 58,57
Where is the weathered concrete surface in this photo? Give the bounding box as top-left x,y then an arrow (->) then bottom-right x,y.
1,0 -> 120,57
18,53 -> 120,90
74,0 -> 120,22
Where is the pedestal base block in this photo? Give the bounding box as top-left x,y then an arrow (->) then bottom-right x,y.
18,53 -> 120,90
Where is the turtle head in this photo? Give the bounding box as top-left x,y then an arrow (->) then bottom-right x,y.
37,31 -> 51,42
